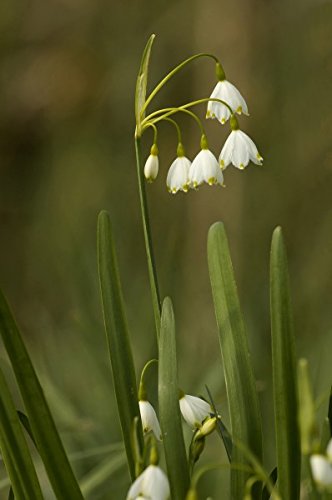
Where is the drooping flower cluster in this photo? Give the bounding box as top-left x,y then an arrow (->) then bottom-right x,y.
143,60 -> 263,193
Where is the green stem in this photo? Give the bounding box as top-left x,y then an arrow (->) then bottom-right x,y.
145,122 -> 158,144
161,117 -> 182,143
139,359 -> 158,399
142,97 -> 234,130
142,53 -> 218,115
135,137 -> 161,341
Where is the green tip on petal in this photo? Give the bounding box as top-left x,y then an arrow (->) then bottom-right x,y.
150,143 -> 159,156
230,114 -> 239,131
216,62 -> 226,81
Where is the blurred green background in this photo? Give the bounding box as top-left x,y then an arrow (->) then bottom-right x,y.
1,0 -> 332,498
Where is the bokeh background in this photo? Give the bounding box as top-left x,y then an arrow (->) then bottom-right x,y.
1,0 -> 332,498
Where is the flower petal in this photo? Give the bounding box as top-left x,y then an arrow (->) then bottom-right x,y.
139,401 -> 162,441
144,154 -> 159,181
207,80 -> 248,124
180,394 -> 212,428
166,156 -> 191,193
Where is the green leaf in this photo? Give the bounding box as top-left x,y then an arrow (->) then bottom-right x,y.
207,222 -> 263,499
17,411 -> 37,448
97,210 -> 143,480
270,226 -> 301,499
135,34 -> 155,132
0,367 -> 43,500
158,297 -> 189,500
205,385 -> 232,462
297,358 -> 317,454
0,289 -> 83,500
321,417 -> 331,450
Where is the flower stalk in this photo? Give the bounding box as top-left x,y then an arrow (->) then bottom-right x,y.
134,137 -> 161,340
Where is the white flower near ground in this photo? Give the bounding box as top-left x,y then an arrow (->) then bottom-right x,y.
310,454 -> 332,488
326,438 -> 332,460
144,154 -> 159,182
166,156 -> 191,193
310,439 -> 332,490
188,149 -> 224,189
126,465 -> 170,500
179,394 -> 212,429
219,129 -> 263,170
139,400 -> 162,441
206,80 -> 248,125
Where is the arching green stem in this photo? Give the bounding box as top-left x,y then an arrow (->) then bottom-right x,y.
142,53 -> 218,115
191,462 -> 253,488
161,117 -> 182,143
138,359 -> 158,400
145,122 -> 158,144
142,97 -> 234,131
178,108 -> 205,135
135,137 -> 161,342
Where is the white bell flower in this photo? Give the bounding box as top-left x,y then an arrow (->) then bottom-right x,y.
310,455 -> 332,488
207,80 -> 248,125
206,62 -> 248,125
188,135 -> 224,189
179,394 -> 212,429
139,400 -> 162,441
144,144 -> 159,182
126,465 -> 170,500
166,144 -> 191,194
219,116 -> 263,170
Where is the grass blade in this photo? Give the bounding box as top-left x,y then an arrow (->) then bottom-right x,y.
17,411 -> 37,447
0,367 -> 43,499
261,467 -> 278,500
205,385 -> 233,462
80,452 -> 126,497
97,210 -> 143,480
207,222 -> 263,499
158,297 -> 189,499
0,290 -> 83,499
270,226 -> 300,499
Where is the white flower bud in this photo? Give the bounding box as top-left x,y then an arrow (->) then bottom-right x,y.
139,400 -> 162,441
144,144 -> 159,182
179,394 -> 212,429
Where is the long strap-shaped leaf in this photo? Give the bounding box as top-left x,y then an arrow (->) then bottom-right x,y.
207,222 -> 262,499
0,367 -> 43,499
97,210 -> 143,480
158,297 -> 189,499
270,226 -> 300,499
0,290 -> 83,499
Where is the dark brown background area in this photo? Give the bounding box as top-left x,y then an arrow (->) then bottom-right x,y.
1,0 -> 332,497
